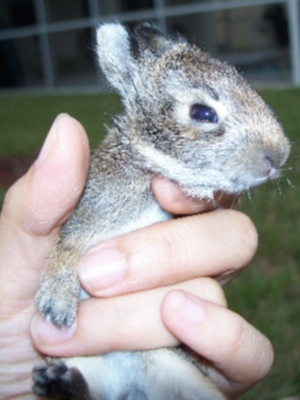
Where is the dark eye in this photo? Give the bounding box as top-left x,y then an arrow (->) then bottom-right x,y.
190,104 -> 218,123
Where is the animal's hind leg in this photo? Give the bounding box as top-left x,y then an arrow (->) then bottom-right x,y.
144,348 -> 225,400
33,359 -> 92,400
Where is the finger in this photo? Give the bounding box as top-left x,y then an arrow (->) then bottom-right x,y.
0,114 -> 90,395
151,176 -> 238,215
78,209 -> 258,297
30,277 -> 226,357
0,114 -> 89,305
3,114 -> 89,237
161,290 -> 274,398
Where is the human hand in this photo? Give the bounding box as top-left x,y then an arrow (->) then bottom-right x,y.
0,114 -> 272,399
0,114 -> 89,398
153,180 -> 273,398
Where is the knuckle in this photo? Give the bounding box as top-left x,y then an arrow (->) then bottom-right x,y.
224,210 -> 258,265
191,277 -> 227,306
237,212 -> 258,256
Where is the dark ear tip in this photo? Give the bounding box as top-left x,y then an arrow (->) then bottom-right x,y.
135,22 -> 164,36
126,21 -> 164,40
126,22 -> 167,59
131,21 -> 186,46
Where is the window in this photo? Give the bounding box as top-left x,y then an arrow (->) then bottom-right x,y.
0,0 -> 298,90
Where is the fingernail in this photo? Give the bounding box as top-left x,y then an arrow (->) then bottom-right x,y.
32,314 -> 76,345
78,248 -> 126,293
35,113 -> 69,168
163,179 -> 184,202
170,291 -> 206,324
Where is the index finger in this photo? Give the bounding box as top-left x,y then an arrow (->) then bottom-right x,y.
151,176 -> 238,215
78,209 -> 258,297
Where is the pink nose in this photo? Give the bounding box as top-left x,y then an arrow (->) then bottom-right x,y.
264,156 -> 280,180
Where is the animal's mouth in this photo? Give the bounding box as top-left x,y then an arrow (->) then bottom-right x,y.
211,191 -> 239,209
240,169 -> 281,190
215,165 -> 282,195
240,155 -> 284,189
252,169 -> 281,186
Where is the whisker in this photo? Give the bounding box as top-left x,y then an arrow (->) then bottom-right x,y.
273,178 -> 283,195
232,192 -> 240,208
282,166 -> 296,171
246,189 -> 252,201
290,138 -> 300,145
226,192 -> 240,209
285,176 -> 296,189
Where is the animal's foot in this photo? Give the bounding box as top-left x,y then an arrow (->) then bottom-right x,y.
33,359 -> 90,400
36,276 -> 79,329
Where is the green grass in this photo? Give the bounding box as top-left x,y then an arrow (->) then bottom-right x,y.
0,92 -> 121,157
0,89 -> 300,399
0,92 -> 121,199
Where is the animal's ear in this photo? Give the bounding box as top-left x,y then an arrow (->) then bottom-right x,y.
96,23 -> 135,96
130,23 -> 172,58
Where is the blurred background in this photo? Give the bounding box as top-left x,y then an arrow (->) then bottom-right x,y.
0,0 -> 300,92
0,1 -> 300,400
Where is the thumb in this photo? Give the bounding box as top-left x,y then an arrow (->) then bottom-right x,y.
0,114 -> 89,307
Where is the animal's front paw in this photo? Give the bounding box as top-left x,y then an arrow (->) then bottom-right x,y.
33,359 -> 90,399
36,276 -> 79,329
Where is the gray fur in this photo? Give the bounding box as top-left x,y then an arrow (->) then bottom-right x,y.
33,22 -> 290,399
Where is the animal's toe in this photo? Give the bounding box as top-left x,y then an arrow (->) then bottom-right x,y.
36,291 -> 77,329
33,360 -> 90,399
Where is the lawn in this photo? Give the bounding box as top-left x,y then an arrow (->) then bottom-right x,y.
0,88 -> 299,399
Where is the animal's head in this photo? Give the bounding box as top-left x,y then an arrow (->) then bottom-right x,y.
96,22 -> 290,198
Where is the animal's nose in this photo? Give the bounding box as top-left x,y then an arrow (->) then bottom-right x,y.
263,135 -> 290,174
264,155 -> 280,180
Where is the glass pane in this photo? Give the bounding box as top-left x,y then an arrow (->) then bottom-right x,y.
98,0 -> 153,15
165,0 -> 203,5
165,4 -> 290,86
0,0 -> 36,28
45,0 -> 88,22
216,4 -> 290,85
49,28 -> 98,87
0,35 -> 43,88
165,12 -> 218,56
120,0 -> 154,12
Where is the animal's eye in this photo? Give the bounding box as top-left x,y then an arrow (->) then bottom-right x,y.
190,104 -> 218,123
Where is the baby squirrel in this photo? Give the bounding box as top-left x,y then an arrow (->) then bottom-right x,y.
33,22 -> 290,399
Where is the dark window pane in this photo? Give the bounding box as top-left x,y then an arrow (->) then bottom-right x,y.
49,28 -> 97,87
120,0 -> 154,12
0,0 -> 36,28
98,0 -> 153,15
45,0 -> 88,22
0,35 -> 43,88
165,4 -> 290,86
